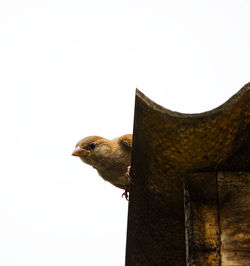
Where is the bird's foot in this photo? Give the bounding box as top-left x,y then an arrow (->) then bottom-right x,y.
125,165 -> 132,183
122,185 -> 129,201
122,165 -> 132,200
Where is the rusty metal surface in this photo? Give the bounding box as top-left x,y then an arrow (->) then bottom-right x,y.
125,83 -> 250,266
184,173 -> 221,266
218,172 -> 250,266
133,83 -> 249,174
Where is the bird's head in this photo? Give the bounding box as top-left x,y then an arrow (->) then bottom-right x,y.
72,136 -> 112,168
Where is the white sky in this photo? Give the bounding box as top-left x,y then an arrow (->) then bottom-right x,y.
0,1 -> 249,265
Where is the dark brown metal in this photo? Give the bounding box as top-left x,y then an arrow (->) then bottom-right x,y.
184,173 -> 221,265
126,83 -> 250,266
217,171 -> 250,265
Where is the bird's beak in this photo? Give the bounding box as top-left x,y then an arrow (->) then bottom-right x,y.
72,147 -> 90,157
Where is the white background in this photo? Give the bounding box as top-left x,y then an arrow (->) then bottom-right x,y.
0,1 -> 249,265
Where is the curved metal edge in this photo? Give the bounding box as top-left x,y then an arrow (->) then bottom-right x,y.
136,82 -> 250,118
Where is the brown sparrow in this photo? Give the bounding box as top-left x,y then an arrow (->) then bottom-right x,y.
72,134 -> 132,199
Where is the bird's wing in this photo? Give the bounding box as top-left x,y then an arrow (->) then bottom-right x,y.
119,134 -> 132,148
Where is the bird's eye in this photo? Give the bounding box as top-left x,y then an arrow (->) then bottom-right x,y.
89,143 -> 97,150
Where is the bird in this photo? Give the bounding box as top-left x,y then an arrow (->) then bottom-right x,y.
72,134 -> 132,200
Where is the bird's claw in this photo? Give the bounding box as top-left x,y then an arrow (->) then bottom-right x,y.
122,165 -> 132,200
122,186 -> 129,201
125,165 -> 132,182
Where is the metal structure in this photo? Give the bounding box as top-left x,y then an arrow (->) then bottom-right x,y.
126,83 -> 250,265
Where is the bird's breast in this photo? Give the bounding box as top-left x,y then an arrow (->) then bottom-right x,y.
97,167 -> 129,189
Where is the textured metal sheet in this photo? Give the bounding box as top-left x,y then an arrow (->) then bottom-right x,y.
126,83 -> 250,266
218,172 -> 250,266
